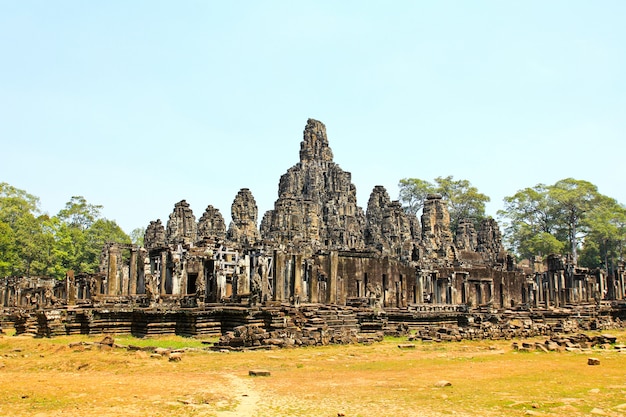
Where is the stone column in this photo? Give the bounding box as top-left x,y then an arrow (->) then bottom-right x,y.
436,280 -> 443,304
544,273 -> 551,307
329,251 -> 338,304
599,270 -> 606,300
274,252 -> 285,302
66,270 -> 76,305
160,251 -> 167,296
238,256 -> 250,295
417,271 -> 424,304
294,254 -> 303,304
535,274 -> 543,305
310,263 -> 319,303
107,246 -> 120,295
129,248 -> 138,295
448,273 -> 457,305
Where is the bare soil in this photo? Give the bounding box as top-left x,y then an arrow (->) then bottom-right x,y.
1,330 -> 626,417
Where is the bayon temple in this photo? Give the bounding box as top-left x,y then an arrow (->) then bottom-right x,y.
2,119 -> 626,342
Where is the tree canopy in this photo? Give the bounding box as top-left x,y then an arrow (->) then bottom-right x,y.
0,183 -> 131,279
399,176 -> 625,270
398,176 -> 490,232
498,178 -> 625,270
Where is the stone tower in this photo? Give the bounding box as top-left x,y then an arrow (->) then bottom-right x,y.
166,200 -> 197,246
227,188 -> 261,246
476,217 -> 504,262
421,194 -> 454,263
261,119 -> 365,250
365,185 -> 414,258
197,205 -> 226,241
144,219 -> 166,250
455,218 -> 478,252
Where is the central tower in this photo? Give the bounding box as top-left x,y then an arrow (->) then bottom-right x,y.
261,119 -> 366,251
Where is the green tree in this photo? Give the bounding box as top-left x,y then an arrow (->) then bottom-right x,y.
31,216 -> 62,277
53,221 -> 87,274
433,176 -> 490,231
0,183 -> 53,276
0,182 -> 40,213
57,196 -> 102,231
499,178 -> 622,267
130,227 -> 146,247
523,231 -> 565,260
0,221 -> 18,276
54,197 -> 129,275
83,219 -> 131,271
398,178 -> 435,216
0,186 -> 131,278
548,178 -> 601,264
579,196 -> 626,270
399,176 -> 490,232
498,184 -> 559,259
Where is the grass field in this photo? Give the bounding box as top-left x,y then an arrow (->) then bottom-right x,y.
1,329 -> 625,417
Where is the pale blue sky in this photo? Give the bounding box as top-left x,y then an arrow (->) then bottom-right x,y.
1,1 -> 624,233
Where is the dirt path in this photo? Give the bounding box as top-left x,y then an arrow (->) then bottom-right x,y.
216,374 -> 261,417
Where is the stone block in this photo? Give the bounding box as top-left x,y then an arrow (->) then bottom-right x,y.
249,369 -> 271,377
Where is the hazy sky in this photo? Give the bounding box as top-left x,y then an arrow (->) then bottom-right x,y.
1,1 -> 624,233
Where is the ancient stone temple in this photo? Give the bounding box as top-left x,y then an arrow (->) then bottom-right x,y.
5,117 -> 624,340
87,118 -> 616,310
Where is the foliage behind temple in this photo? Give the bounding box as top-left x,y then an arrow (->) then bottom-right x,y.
0,183 -> 130,279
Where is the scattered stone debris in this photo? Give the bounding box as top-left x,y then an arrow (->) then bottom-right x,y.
212,322 -> 375,351
512,333 -> 619,353
154,347 -> 170,356
588,358 -> 601,365
434,380 -> 452,387
65,337 -> 196,360
248,369 -> 271,377
99,335 -> 115,347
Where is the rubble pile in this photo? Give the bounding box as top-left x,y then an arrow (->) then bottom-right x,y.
213,322 -> 381,351
408,309 -> 622,342
512,333 -> 622,352
214,304 -> 384,350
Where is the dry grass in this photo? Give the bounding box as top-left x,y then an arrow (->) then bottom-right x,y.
1,329 -> 626,417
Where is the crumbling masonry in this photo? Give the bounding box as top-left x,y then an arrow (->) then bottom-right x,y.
2,119 -> 626,340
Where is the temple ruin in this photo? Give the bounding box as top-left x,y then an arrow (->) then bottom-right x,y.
2,118 -> 625,340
